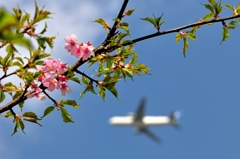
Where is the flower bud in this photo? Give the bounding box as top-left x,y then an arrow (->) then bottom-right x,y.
125,63 -> 132,69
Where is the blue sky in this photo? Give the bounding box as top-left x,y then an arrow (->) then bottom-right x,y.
1,0 -> 240,159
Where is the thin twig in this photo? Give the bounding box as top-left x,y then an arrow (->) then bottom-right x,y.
10,108 -> 16,117
42,90 -> 58,105
75,69 -> 98,84
131,15 -> 240,44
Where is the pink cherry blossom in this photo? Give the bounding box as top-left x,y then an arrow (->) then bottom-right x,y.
60,83 -> 72,96
27,83 -> 46,100
57,61 -> 67,74
80,42 -> 94,60
35,93 -> 46,100
58,75 -> 67,84
42,78 -> 60,92
64,34 -> 78,54
71,45 -> 82,58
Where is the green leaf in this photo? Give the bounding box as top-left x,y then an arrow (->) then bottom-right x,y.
159,20 -> 167,26
63,100 -> 80,108
223,4 -> 235,11
60,107 -> 75,123
140,17 -> 156,27
203,13 -> 215,21
183,38 -> 189,58
187,33 -> 198,40
11,120 -> 25,136
82,75 -> 89,85
22,112 -> 41,120
32,4 -> 52,24
0,8 -> 17,31
0,9 -> 32,48
229,20 -> 237,26
31,49 -> 41,59
123,8 -> 136,16
20,13 -> 30,26
202,4 -> 214,13
69,76 -> 81,85
105,85 -> 119,100
12,5 -> 22,21
41,106 -> 55,118
4,82 -> 18,95
98,86 -> 106,101
175,33 -> 181,43
134,64 -> 150,75
19,120 -> 26,134
120,26 -> 129,33
5,111 -> 14,118
19,101 -> 24,111
23,117 -> 43,126
34,60 -> 44,66
45,36 -> 56,49
40,22 -> 48,34
220,27 -> 229,44
130,53 -> 138,64
208,0 -> 217,8
80,83 -> 97,98
93,18 -> 110,29
14,57 -> 24,64
0,90 -> 6,103
33,1 -> 39,20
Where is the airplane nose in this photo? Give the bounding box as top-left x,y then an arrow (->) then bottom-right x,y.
109,117 -> 114,124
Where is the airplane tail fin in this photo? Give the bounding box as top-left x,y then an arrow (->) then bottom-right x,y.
170,111 -> 181,129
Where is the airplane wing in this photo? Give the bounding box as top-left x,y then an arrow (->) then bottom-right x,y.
134,98 -> 146,121
141,128 -> 161,143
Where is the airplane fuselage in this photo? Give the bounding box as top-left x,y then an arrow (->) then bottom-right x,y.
109,115 -> 171,126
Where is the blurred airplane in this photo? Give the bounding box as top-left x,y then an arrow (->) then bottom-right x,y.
109,98 -> 181,143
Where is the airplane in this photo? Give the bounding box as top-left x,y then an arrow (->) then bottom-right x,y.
109,98 -> 181,143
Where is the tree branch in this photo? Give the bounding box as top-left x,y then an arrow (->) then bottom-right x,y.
105,0 -> 129,44
0,90 -> 33,114
75,69 -> 98,84
130,15 -> 240,44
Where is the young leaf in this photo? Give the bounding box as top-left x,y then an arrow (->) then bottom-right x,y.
19,120 -> 26,134
5,111 -> 14,118
175,33 -> 181,43
203,13 -> 215,21
11,120 -> 22,136
140,17 -> 156,27
0,90 -> 6,103
93,18 -> 110,29
23,117 -> 43,126
22,112 -> 41,120
41,106 -> 55,118
183,38 -> 189,58
187,33 -> 198,41
63,100 -> 80,108
19,101 -> 24,111
202,4 -> 214,13
98,86 -> 106,101
40,22 -> 48,34
105,85 -> 119,100
223,4 -> 235,11
69,76 -> 81,85
220,27 -> 229,44
82,75 -> 89,85
123,8 -> 136,17
60,107 -> 75,123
